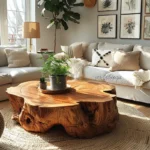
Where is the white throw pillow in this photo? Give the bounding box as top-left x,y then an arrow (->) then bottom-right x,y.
5,48 -> 30,68
92,49 -> 113,68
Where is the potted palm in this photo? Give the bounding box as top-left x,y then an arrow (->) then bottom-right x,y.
42,54 -> 70,91
37,0 -> 84,53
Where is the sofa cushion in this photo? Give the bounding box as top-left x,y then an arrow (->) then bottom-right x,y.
133,45 -> 150,70
110,51 -> 141,71
0,45 -> 21,67
92,49 -> 113,68
0,50 -> 8,67
0,73 -> 12,85
29,53 -> 48,67
70,43 -> 83,58
104,71 -> 136,86
5,48 -> 30,68
83,42 -> 98,61
83,66 -> 110,81
98,42 -> 133,52
0,67 -> 42,84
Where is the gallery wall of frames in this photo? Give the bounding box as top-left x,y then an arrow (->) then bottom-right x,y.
97,0 -> 150,40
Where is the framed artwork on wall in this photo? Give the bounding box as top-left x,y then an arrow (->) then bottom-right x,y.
143,16 -> 150,39
98,15 -> 117,39
120,14 -> 141,39
98,0 -> 118,12
121,0 -> 142,14
145,0 -> 150,14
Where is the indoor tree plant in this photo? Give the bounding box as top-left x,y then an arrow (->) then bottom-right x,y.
38,0 -> 84,53
41,54 -> 70,91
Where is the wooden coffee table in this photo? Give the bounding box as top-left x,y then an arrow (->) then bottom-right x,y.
7,80 -> 119,138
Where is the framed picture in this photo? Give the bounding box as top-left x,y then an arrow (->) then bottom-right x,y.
120,14 -> 141,39
145,0 -> 150,14
98,0 -> 118,12
98,15 -> 117,39
143,16 -> 150,39
121,0 -> 142,14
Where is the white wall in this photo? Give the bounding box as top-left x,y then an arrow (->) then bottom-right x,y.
35,5 -> 61,52
61,0 -> 150,47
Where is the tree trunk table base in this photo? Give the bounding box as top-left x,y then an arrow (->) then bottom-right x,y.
7,80 -> 119,138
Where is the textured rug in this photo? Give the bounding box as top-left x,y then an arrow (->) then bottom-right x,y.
0,101 -> 150,150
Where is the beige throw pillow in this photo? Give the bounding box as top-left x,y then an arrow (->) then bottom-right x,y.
70,43 -> 83,58
110,51 -> 141,71
5,49 -> 30,68
133,45 -> 150,70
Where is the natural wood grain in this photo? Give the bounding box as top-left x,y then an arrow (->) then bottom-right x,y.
7,80 -> 119,138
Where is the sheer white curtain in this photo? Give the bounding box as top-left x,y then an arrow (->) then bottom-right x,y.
0,0 -> 8,45
0,0 -> 30,46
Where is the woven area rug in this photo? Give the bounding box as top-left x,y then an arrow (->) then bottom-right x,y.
0,101 -> 150,150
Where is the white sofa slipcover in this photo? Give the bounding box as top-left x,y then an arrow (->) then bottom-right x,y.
0,47 -> 45,101
75,42 -> 150,104
0,67 -> 41,84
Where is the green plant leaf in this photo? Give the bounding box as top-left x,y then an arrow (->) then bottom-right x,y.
63,14 -> 69,21
47,21 -> 55,29
41,8 -> 46,16
44,1 -> 52,11
61,19 -> 68,30
38,0 -> 45,6
66,0 -> 76,5
68,11 -> 80,20
51,0 -> 59,5
73,3 -> 84,7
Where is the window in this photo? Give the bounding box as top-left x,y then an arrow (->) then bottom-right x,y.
7,0 -> 26,46
0,0 -> 29,46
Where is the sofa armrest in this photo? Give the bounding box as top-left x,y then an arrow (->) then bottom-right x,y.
29,53 -> 49,67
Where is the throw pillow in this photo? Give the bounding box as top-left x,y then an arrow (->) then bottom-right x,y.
133,45 -> 150,70
69,43 -> 83,58
110,51 -> 141,71
83,42 -> 98,62
92,49 -> 112,68
61,43 -> 83,58
5,49 -> 30,68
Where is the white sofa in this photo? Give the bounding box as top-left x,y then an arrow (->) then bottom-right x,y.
71,42 -> 150,104
0,46 -> 44,101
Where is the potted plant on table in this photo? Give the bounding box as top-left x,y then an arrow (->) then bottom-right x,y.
40,77 -> 47,90
41,54 -> 70,91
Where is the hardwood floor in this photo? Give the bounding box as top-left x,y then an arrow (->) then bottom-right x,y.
0,99 -> 150,118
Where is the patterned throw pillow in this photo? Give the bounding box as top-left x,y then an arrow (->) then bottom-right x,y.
92,49 -> 113,68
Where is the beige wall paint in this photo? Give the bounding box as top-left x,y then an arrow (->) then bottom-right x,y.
60,0 -> 150,47
35,4 -> 61,52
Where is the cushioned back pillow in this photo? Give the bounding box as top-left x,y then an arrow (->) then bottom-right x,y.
110,51 -> 141,71
92,49 -> 113,68
5,48 -> 30,68
133,45 -> 150,70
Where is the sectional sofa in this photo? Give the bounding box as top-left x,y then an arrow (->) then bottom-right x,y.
69,42 -> 150,104
0,46 -> 44,101
1,42 -> 150,104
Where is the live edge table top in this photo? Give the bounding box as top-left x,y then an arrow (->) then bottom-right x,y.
6,80 -> 119,138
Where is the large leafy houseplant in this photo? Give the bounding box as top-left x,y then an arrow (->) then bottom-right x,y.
42,54 -> 70,90
38,0 -> 84,53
